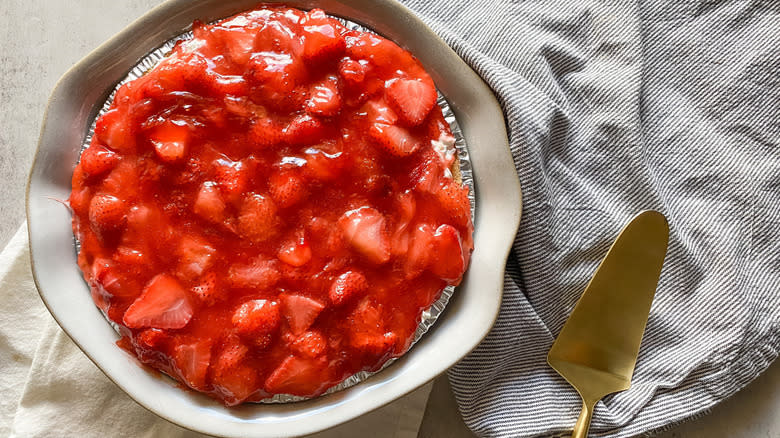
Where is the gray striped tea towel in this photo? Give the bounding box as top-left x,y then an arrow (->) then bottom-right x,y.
402,0 -> 780,436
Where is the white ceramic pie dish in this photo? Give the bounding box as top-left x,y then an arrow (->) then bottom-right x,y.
26,1 -> 521,437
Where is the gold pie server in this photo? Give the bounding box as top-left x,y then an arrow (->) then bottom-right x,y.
548,210 -> 669,438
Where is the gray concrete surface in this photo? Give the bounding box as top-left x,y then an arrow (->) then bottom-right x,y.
1,1 -> 777,437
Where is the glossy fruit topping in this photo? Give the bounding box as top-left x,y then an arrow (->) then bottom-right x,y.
70,5 -> 473,406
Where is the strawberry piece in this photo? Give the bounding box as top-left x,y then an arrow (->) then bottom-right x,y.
329,270 -> 368,306
284,114 -> 324,145
172,339 -> 212,390
228,258 -> 281,289
386,78 -> 437,126
94,108 -> 135,153
277,236 -> 312,267
411,155 -> 444,194
149,121 -> 190,164
303,146 -> 346,182
301,10 -> 346,63
123,274 -> 193,329
306,76 -> 342,116
88,194 -> 128,238
176,235 -> 216,280
338,207 -> 391,264
350,331 -> 398,358
405,224 -> 435,279
290,331 -> 327,358
390,191 -> 417,255
338,58 -> 366,86
362,100 -> 398,125
248,52 -> 306,95
220,28 -> 257,65
213,158 -> 249,204
212,339 -> 259,406
237,194 -> 278,242
232,300 -> 281,348
249,118 -> 285,148
264,355 -> 329,396
80,145 -> 118,178
134,328 -> 169,351
279,293 -> 325,335
90,257 -> 138,300
192,272 -> 221,305
435,182 -> 471,229
69,186 -> 91,216
193,182 -> 228,224
430,224 -> 466,284
369,123 -> 420,157
269,170 -> 307,208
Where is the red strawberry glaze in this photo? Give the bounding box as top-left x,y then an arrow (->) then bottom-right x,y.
70,6 -> 473,406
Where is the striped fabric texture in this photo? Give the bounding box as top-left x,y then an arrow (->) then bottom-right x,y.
401,0 -> 780,437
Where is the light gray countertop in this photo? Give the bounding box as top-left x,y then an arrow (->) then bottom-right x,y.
1,1 -> 777,437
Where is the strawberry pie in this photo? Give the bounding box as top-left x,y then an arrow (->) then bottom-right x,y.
69,6 -> 473,406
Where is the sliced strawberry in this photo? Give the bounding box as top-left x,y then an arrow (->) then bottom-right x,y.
306,76 -> 341,116
192,272 -> 221,305
338,207 -> 390,264
390,191 -> 417,256
430,224 -> 467,284
362,100 -> 398,125
221,28 -> 257,65
350,297 -> 383,329
193,181 -> 228,224
94,108 -> 135,153
277,236 -> 312,267
249,117 -> 285,148
134,328 -> 169,351
172,339 -> 212,390
232,299 -> 281,347
90,257 -> 138,300
386,78 -> 437,126
212,339 -> 259,406
268,170 -> 308,208
369,123 -> 420,157
80,145 -> 118,178
411,155 -> 444,194
303,146 -> 346,182
284,114 -> 324,145
114,245 -> 146,267
329,270 -> 368,306
149,121 -> 190,164
405,224 -> 435,279
123,274 -> 193,329
435,182 -> 471,229
290,330 -> 327,359
213,158 -> 249,204
301,10 -> 346,63
264,355 -> 329,395
88,194 -> 128,238
237,194 -> 278,242
248,52 -> 306,102
350,331 -> 398,358
280,293 -> 325,335
176,235 -> 216,280
338,58 -> 366,86
228,258 -> 281,290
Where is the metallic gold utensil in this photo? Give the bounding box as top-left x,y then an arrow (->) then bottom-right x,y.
547,210 -> 669,438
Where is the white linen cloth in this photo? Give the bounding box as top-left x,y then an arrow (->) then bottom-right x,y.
398,0 -> 780,437
0,225 -> 432,438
